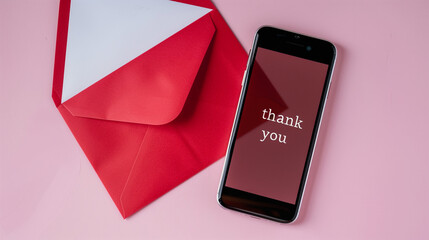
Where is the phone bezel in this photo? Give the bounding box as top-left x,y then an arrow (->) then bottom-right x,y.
217,26 -> 337,223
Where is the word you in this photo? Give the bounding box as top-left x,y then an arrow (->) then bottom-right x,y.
259,108 -> 304,144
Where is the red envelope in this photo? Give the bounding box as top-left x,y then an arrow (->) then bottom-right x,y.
52,0 -> 247,218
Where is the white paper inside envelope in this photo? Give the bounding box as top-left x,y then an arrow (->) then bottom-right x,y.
61,0 -> 211,103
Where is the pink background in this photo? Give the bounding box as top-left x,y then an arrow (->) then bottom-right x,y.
1,0 -> 428,239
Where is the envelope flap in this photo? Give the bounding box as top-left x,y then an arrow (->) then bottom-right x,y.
63,13 -> 215,125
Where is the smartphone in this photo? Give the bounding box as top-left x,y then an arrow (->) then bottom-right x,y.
217,27 -> 336,223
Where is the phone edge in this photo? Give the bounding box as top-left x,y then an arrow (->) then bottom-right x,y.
216,26 -> 338,224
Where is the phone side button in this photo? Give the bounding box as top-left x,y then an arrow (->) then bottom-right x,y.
241,70 -> 247,86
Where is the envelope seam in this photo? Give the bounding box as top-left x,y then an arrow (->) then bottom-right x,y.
119,126 -> 149,218
175,130 -> 204,167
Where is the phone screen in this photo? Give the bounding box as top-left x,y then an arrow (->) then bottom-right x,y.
224,46 -> 330,205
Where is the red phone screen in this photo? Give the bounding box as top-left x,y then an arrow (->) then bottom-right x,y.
225,47 -> 329,204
